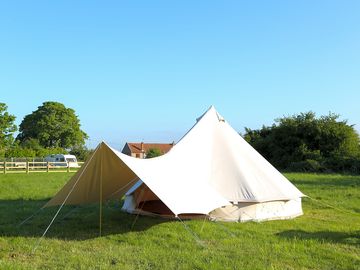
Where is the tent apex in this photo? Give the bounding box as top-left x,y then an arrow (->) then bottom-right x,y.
99,141 -> 106,147
207,105 -> 216,112
196,105 -> 217,122
98,141 -> 112,150
203,105 -> 225,122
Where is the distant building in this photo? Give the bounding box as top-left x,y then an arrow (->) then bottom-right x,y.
122,142 -> 175,159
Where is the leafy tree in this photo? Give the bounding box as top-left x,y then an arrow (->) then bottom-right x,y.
145,148 -> 163,159
243,111 -> 360,173
20,138 -> 43,153
17,101 -> 88,149
0,103 -> 17,148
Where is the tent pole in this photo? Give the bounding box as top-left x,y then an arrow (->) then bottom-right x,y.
99,144 -> 103,237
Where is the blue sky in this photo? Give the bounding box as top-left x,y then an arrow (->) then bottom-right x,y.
0,1 -> 359,150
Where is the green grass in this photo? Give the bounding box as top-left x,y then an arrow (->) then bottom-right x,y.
0,173 -> 359,269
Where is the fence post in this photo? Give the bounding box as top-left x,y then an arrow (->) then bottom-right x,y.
3,161 -> 5,174
47,162 -> 49,173
26,161 -> 29,174
67,163 -> 70,173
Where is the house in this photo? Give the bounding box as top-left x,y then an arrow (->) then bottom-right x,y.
122,142 -> 175,158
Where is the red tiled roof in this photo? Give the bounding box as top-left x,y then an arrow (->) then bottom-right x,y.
127,142 -> 175,154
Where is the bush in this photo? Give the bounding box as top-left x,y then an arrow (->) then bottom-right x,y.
36,147 -> 67,157
4,140 -> 66,159
288,159 -> 323,172
5,145 -> 36,158
70,146 -> 94,161
145,148 -> 163,159
243,112 -> 360,173
0,148 -> 5,159
323,156 -> 360,174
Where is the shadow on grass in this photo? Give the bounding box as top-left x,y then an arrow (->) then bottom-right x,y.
0,199 -> 168,241
277,230 -> 360,246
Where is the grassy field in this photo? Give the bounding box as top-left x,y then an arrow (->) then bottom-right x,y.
0,173 -> 359,269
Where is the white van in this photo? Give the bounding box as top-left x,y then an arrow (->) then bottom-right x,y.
44,154 -> 79,168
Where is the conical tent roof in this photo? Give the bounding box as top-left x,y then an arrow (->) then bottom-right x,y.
203,106 -> 305,202
45,106 -> 304,216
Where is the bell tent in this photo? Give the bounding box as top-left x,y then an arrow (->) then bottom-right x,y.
45,106 -> 305,222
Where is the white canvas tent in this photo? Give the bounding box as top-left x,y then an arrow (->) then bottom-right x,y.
45,106 -> 305,222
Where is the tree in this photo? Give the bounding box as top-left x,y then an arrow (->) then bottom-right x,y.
17,101 -> 88,149
145,148 -> 163,159
0,103 -> 17,148
243,112 -> 360,173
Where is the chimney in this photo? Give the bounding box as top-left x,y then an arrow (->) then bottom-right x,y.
141,142 -> 144,152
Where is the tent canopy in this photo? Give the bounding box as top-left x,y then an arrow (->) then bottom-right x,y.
45,106 -> 304,217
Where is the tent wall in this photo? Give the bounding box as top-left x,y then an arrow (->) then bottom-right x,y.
122,183 -> 303,222
123,195 -> 303,222
209,199 -> 303,222
122,195 -> 137,214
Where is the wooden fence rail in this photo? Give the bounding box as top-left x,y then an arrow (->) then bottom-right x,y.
0,161 -> 84,174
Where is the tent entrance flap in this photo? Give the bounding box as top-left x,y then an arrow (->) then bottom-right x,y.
131,183 -> 174,216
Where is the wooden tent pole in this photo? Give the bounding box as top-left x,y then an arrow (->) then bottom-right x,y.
99,143 -> 103,237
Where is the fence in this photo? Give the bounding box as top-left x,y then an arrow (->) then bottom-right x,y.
0,161 -> 84,174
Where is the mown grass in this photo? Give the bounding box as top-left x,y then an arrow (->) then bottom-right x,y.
0,173 -> 359,269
